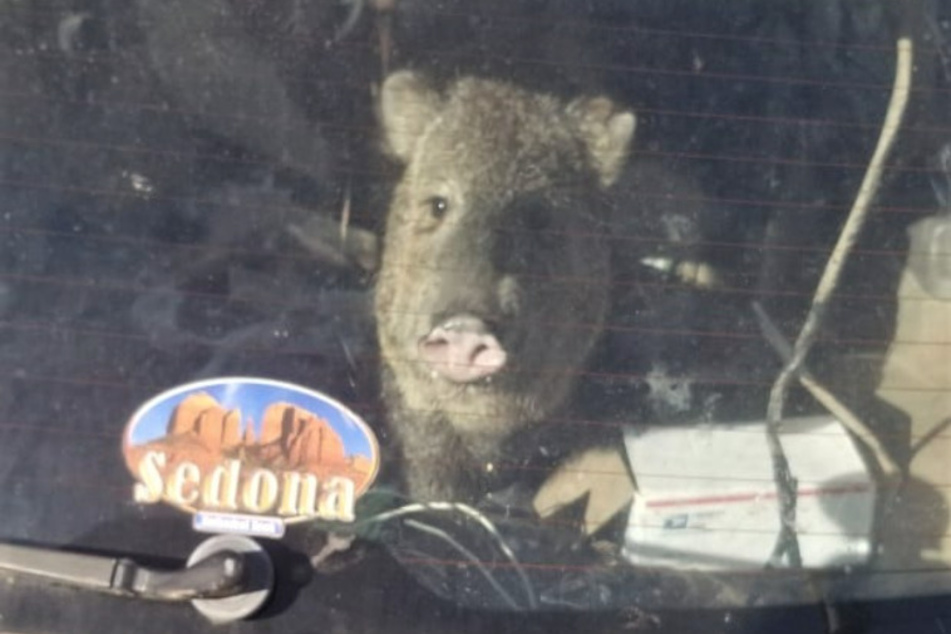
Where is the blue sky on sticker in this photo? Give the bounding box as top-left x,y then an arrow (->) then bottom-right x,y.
128,380 -> 374,458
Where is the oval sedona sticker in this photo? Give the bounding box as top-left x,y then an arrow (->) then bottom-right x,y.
123,378 -> 380,538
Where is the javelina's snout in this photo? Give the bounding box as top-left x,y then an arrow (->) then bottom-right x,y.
413,248 -> 521,384
414,199 -> 558,384
418,314 -> 508,383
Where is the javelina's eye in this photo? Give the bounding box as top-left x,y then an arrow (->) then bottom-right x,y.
427,196 -> 449,221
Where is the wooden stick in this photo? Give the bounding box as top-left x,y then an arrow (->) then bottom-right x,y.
763,29 -> 914,567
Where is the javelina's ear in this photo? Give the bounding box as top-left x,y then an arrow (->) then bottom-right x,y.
567,96 -> 637,188
379,71 -> 443,162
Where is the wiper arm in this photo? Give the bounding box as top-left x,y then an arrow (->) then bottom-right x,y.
0,534 -> 274,623
0,542 -> 242,600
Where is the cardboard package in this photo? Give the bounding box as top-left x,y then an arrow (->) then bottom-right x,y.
622,417 -> 876,570
876,215 -> 951,568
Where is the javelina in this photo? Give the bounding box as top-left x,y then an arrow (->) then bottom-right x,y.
375,71 -> 636,503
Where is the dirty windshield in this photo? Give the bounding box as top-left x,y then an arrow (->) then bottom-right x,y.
1,0 -> 951,632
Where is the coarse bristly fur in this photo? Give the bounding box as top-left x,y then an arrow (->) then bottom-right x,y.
375,70 -> 636,503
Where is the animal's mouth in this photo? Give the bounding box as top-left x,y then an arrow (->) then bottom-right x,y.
417,314 -> 508,384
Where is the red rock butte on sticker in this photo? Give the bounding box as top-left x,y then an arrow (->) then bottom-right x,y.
122,378 -> 380,526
